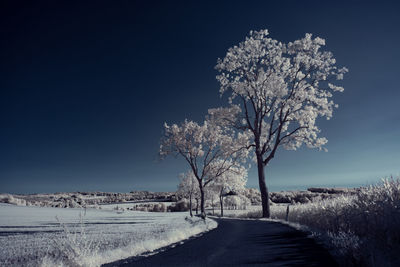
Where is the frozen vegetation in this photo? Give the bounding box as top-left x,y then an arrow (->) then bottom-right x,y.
0,191 -> 175,209
0,186 -> 354,214
2,182 -> 395,266
0,204 -> 217,266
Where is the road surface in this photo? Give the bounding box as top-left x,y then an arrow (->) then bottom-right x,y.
103,218 -> 338,267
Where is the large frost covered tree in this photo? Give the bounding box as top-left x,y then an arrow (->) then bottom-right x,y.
160,118 -> 249,218
214,30 -> 348,218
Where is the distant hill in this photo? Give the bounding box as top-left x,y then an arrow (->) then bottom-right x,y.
0,187 -> 357,208
0,191 -> 176,208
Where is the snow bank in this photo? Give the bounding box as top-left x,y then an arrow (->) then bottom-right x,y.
78,217 -> 216,266
0,204 -> 217,266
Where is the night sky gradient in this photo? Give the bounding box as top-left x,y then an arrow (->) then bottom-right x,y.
1,1 -> 399,194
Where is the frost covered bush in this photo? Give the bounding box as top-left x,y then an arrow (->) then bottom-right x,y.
241,188 -> 350,206
234,209 -> 263,219
168,199 -> 190,212
269,190 -> 349,204
131,202 -> 168,212
223,195 -> 251,210
243,188 -> 262,205
326,231 -> 361,265
0,194 -> 27,206
45,215 -> 100,266
270,178 -> 400,266
150,203 -> 167,212
308,187 -> 350,194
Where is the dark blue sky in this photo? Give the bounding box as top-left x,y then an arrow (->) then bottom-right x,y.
1,1 -> 399,194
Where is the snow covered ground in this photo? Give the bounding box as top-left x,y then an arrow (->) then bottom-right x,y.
0,203 -> 217,266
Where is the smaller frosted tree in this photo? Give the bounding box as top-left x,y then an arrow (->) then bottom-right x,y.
210,162 -> 247,217
204,184 -> 219,215
160,117 -> 249,218
177,171 -> 199,217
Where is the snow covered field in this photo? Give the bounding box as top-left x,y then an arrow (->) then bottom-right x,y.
0,203 -> 217,266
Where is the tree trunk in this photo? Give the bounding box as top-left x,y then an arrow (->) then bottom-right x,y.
211,195 -> 215,215
219,195 -> 224,217
200,184 -> 206,218
189,194 -> 193,217
257,154 -> 270,218
195,198 -> 198,215
286,204 -> 290,221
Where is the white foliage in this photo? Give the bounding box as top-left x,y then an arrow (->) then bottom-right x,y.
177,171 -> 199,199
160,117 -> 250,216
209,162 -> 248,196
223,195 -> 251,210
215,29 -> 347,159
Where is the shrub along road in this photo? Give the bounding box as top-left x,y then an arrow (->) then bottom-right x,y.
104,218 -> 338,267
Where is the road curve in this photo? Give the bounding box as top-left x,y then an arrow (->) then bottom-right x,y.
103,218 -> 338,267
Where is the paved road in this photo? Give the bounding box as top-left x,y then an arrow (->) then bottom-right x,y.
104,218 -> 338,267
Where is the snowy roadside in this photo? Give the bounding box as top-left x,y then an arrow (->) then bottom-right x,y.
0,204 -> 217,267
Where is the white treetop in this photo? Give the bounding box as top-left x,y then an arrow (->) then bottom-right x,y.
214,29 -> 348,161
210,161 -> 248,195
177,170 -> 199,200
208,160 -> 247,217
160,119 -> 249,186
